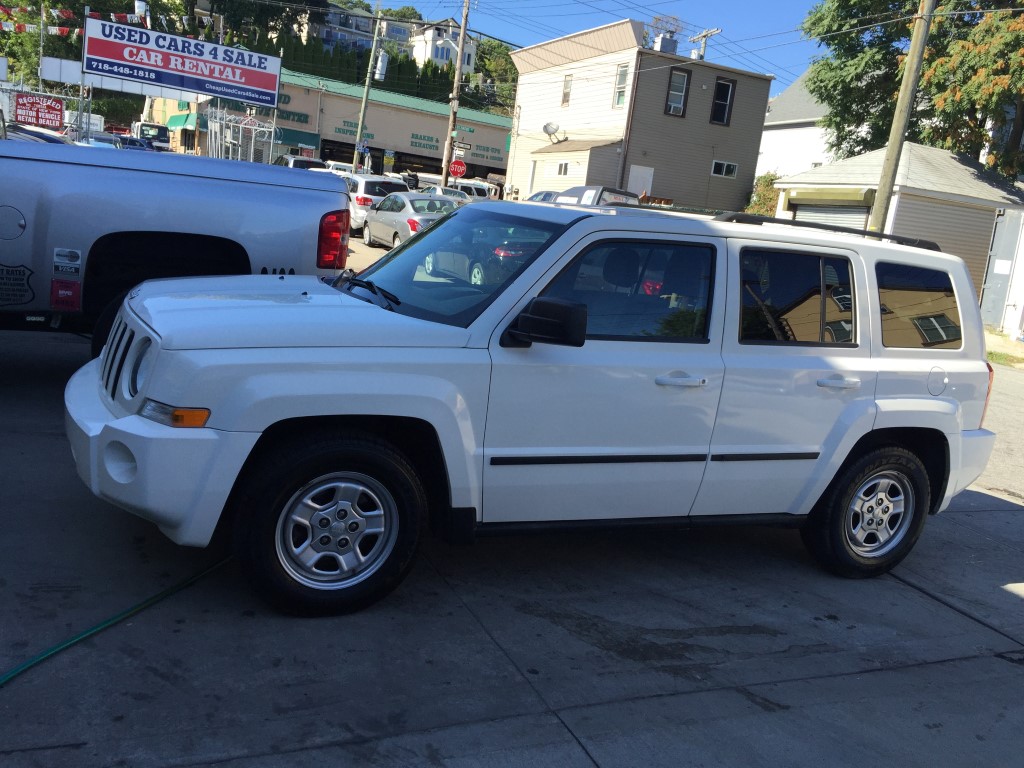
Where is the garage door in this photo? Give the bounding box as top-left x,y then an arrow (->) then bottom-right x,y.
794,205 -> 869,229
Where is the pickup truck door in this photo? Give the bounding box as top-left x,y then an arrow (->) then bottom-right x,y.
481,234 -> 726,524
690,240 -> 878,517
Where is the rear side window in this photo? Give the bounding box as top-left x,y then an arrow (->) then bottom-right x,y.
876,262 -> 961,348
739,249 -> 855,344
542,241 -> 714,341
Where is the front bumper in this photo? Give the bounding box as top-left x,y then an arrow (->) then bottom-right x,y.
64,359 -> 260,546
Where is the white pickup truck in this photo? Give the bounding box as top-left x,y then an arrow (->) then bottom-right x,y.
0,141 -> 350,355
65,202 -> 995,615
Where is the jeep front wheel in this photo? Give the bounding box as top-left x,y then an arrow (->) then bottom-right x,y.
233,435 -> 426,615
801,447 -> 930,578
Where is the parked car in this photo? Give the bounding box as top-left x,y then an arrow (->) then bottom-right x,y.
554,185 -> 640,206
119,135 -> 153,150
363,191 -> 457,248
65,204 -> 996,615
3,122 -> 74,143
339,173 -> 410,233
81,132 -> 125,149
422,185 -> 473,205
273,154 -> 328,170
526,190 -> 559,202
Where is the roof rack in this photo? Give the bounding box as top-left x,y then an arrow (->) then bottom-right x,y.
714,212 -> 942,252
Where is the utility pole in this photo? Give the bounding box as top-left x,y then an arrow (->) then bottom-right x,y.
440,0 -> 472,187
688,28 -> 721,60
867,0 -> 937,232
352,5 -> 383,171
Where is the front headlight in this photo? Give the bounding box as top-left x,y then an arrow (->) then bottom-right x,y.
128,338 -> 154,398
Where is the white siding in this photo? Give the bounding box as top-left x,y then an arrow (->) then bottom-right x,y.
756,124 -> 832,178
891,193 -> 996,296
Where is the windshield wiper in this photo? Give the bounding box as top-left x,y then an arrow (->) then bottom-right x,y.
332,270 -> 401,310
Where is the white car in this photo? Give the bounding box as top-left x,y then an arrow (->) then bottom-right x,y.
421,185 -> 473,205
66,203 -> 996,615
339,173 -> 410,232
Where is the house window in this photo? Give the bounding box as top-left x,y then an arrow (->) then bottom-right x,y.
613,63 -> 629,108
710,77 -> 736,125
465,52 -> 472,68
664,68 -> 690,116
562,74 -> 572,107
711,160 -> 738,178
557,162 -> 569,176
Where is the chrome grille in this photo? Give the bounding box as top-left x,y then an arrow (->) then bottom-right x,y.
100,313 -> 134,400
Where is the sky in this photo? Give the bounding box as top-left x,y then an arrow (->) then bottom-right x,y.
415,0 -> 825,97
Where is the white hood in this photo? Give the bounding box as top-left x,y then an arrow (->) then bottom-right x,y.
127,274 -> 472,350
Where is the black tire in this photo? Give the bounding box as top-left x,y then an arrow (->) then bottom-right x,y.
90,290 -> 130,359
363,225 -> 373,246
801,447 -> 930,578
232,434 -> 426,615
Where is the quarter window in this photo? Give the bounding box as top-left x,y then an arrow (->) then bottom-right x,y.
613,63 -> 629,108
876,262 -> 962,348
562,74 -> 572,107
739,249 -> 855,345
542,241 -> 714,341
665,68 -> 690,116
711,77 -> 736,125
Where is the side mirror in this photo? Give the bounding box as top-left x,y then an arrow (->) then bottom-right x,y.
501,297 -> 587,348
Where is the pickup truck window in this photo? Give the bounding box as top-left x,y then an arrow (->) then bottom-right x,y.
355,206 -> 566,327
542,240 -> 714,341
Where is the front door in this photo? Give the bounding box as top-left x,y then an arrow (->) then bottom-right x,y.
482,235 -> 726,524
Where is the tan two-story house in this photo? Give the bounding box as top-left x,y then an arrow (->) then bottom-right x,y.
506,20 -> 772,211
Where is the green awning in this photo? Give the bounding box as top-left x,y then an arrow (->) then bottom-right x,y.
166,113 -> 207,131
275,126 -> 320,149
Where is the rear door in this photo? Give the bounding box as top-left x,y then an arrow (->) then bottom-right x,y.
692,240 -> 878,517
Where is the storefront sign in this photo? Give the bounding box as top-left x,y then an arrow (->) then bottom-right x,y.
83,18 -> 282,107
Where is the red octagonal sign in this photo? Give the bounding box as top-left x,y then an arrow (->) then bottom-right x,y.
449,159 -> 467,178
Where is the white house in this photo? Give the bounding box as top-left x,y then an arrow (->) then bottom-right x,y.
408,19 -> 476,72
755,69 -> 832,178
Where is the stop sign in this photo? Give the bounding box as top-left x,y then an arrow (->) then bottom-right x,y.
449,159 -> 467,178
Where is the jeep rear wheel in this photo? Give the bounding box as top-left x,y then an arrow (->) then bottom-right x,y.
801,447 -> 930,578
233,434 -> 426,615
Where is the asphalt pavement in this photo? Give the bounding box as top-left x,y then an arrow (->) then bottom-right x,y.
1,322 -> 1023,767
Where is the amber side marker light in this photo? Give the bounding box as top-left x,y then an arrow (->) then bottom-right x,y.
141,400 -> 211,428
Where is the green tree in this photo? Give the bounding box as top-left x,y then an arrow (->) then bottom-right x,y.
473,37 -> 517,116
745,173 -> 782,216
383,6 -> 422,21
921,6 -> 1024,176
803,0 -> 1024,178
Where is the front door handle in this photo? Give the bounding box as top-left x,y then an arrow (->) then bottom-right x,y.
817,377 -> 861,390
655,374 -> 708,388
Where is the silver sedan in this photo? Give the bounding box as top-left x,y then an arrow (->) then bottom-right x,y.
362,192 -> 459,249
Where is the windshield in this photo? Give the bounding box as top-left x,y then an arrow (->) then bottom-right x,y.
138,123 -> 169,142
345,206 -> 568,327
410,198 -> 457,214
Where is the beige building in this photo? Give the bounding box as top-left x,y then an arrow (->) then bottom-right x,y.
155,68 -> 511,180
506,20 -> 772,210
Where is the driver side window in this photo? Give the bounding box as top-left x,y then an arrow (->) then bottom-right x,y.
541,241 -> 714,341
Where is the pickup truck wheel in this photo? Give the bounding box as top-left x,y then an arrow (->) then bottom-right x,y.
234,436 -> 426,615
801,447 -> 930,578
363,226 -> 373,246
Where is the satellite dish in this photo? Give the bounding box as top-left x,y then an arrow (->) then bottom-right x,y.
542,122 -> 560,136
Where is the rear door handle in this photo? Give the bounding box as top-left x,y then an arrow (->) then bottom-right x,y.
817,377 -> 861,390
655,374 -> 708,388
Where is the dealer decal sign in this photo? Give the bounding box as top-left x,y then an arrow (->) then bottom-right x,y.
83,18 -> 281,108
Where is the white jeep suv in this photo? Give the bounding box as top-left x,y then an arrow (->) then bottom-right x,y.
65,204 -> 996,615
